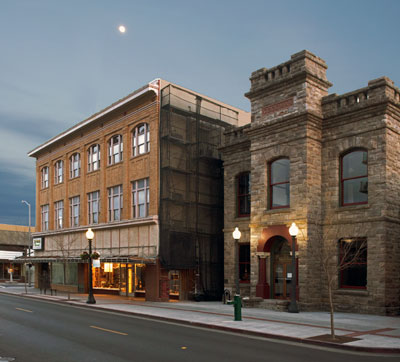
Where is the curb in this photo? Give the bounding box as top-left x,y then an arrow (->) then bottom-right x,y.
2,291 -> 400,355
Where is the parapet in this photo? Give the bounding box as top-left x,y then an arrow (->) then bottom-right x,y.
322,76 -> 400,117
246,50 -> 332,99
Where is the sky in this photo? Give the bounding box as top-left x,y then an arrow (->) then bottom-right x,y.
1,0 -> 400,226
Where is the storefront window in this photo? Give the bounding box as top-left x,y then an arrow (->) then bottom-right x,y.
169,270 -> 180,299
92,262 -> 146,296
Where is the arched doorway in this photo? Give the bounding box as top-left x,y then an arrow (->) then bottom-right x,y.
270,236 -> 293,299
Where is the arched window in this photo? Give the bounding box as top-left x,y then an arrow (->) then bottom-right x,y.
41,166 -> 49,189
237,172 -> 250,217
70,153 -> 80,178
88,144 -> 100,172
132,123 -> 150,156
269,158 -> 290,209
108,135 -> 123,165
54,160 -> 63,184
341,150 -> 368,206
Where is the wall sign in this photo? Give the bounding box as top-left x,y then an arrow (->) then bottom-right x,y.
32,237 -> 44,250
262,97 -> 294,117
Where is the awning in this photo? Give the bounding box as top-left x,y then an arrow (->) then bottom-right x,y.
15,256 -> 157,265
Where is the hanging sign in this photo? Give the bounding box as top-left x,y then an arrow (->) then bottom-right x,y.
93,259 -> 100,268
32,237 -> 44,250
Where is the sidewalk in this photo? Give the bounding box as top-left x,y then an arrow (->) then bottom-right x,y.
1,283 -> 399,354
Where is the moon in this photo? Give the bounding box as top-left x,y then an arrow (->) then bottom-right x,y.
118,25 -> 126,33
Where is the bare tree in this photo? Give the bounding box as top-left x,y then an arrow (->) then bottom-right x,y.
51,233 -> 80,300
320,236 -> 367,339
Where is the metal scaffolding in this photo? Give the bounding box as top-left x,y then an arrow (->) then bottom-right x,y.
159,84 -> 237,300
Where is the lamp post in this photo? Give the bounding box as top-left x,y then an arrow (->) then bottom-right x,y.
288,222 -> 299,313
21,200 -> 32,287
232,227 -> 242,321
86,228 -> 96,304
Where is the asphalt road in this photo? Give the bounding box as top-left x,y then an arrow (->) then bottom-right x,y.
0,294 -> 398,362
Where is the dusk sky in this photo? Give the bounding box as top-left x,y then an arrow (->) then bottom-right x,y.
1,0 -> 400,226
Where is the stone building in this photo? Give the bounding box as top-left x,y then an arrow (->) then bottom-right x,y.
222,50 -> 400,315
28,79 -> 249,300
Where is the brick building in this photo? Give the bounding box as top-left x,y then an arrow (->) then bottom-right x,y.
28,79 -> 249,300
222,50 -> 400,315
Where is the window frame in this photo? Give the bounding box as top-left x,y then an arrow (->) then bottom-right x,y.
88,191 -> 100,225
41,166 -> 49,189
237,172 -> 250,217
238,243 -> 251,283
340,149 -> 368,207
132,123 -> 150,157
108,135 -> 123,165
339,238 -> 367,290
54,200 -> 64,229
69,196 -> 80,227
41,204 -> 49,231
269,158 -> 290,209
54,160 -> 64,185
69,153 -> 81,179
108,185 -> 123,222
88,144 -> 101,172
132,178 -> 149,218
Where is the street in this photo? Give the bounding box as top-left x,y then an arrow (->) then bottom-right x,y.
0,294 -> 398,362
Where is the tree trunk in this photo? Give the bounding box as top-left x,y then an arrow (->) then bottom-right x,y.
328,282 -> 335,339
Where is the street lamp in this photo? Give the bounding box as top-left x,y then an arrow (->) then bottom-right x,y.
232,227 -> 242,321
85,228 -> 96,304
288,222 -> 299,313
21,200 -> 32,287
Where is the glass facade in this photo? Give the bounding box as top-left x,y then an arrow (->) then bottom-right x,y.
92,263 -> 146,296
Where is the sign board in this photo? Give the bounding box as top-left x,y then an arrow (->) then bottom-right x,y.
32,237 -> 44,250
93,259 -> 100,268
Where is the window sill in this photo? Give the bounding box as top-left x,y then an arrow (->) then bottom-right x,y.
336,204 -> 369,212
87,169 -> 100,175
264,208 -> 291,215
334,289 -> 369,297
130,152 -> 150,161
107,162 -> 123,169
235,215 -> 250,220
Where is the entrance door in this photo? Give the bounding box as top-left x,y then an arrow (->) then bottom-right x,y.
273,262 -> 292,299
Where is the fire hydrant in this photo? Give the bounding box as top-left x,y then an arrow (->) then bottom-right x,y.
227,294 -> 242,321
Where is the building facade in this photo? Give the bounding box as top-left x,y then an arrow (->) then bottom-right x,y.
222,50 -> 400,315
29,79 -> 249,300
0,224 -> 34,282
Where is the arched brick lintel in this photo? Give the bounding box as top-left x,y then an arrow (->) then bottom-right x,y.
257,224 -> 298,252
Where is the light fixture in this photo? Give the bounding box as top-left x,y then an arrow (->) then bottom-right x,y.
86,228 -> 94,240
232,227 -> 241,240
289,222 -> 299,237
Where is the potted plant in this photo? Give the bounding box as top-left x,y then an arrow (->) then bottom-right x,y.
80,251 -> 90,260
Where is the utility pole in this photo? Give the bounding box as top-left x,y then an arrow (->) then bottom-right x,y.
22,200 -> 32,287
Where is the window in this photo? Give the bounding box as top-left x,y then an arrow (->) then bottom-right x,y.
70,153 -> 80,178
339,238 -> 367,289
237,172 -> 250,217
88,191 -> 100,224
132,123 -> 150,156
54,200 -> 64,229
54,160 -> 63,184
270,158 -> 290,209
108,185 -> 123,221
41,167 -> 49,189
41,204 -> 49,231
69,196 -> 80,227
108,135 -> 123,165
88,144 -> 100,172
341,150 -> 368,206
132,178 -> 149,218
239,243 -> 250,283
